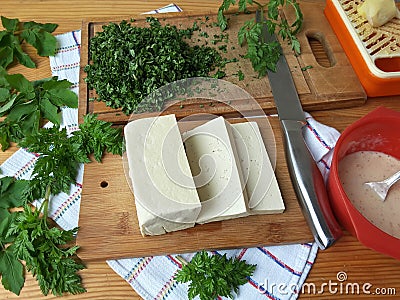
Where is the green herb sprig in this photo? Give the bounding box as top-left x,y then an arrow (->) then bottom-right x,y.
0,16 -> 58,69
0,114 -> 124,296
175,250 -> 256,300
218,0 -> 303,76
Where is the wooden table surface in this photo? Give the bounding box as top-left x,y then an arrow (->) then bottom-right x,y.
1,1 -> 400,299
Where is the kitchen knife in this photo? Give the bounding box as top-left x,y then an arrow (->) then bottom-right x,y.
257,12 -> 342,249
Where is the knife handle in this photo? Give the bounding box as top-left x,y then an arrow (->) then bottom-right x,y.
280,119 -> 342,249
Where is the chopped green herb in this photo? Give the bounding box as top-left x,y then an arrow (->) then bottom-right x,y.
218,44 -> 228,53
237,69 -> 245,81
84,17 -> 223,115
301,65 -> 313,71
0,16 -> 58,69
199,31 -> 209,38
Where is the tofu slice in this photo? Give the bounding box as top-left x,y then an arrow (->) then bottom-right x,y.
182,117 -> 249,224
124,114 -> 201,236
231,122 -> 285,214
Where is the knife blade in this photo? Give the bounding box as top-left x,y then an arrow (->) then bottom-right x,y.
257,11 -> 342,249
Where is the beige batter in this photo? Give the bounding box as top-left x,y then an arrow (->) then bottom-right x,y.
339,151 -> 400,239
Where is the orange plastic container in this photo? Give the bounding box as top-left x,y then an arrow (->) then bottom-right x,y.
324,0 -> 400,97
328,107 -> 400,260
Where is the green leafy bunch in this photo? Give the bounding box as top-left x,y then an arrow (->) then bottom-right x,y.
0,69 -> 78,151
218,0 -> 303,76
0,16 -> 58,69
175,250 -> 256,300
19,114 -> 123,198
0,114 -> 124,296
84,17 -> 223,115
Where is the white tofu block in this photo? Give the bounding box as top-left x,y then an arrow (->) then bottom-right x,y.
182,117 -> 249,223
124,114 -> 201,236
231,122 -> 285,214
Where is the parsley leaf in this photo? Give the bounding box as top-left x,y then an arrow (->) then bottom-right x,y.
0,113 -> 124,296
0,16 -> 58,69
19,113 -> 123,198
8,201 -> 85,296
175,250 -> 256,300
71,114 -> 124,162
219,0 -> 303,76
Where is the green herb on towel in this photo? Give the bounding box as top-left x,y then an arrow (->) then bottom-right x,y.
0,114 -> 124,296
175,250 -> 256,300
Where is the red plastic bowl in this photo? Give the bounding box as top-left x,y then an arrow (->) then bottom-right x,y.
328,106 -> 400,260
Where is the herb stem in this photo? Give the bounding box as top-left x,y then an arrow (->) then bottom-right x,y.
42,184 -> 51,220
175,255 -> 188,266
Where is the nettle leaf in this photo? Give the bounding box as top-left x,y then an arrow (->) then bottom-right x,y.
47,88 -> 78,108
0,208 -> 11,238
0,94 -> 17,115
0,208 -> 17,243
20,110 -> 40,136
40,77 -> 77,108
0,46 -> 14,69
5,73 -> 34,95
20,29 -> 57,57
0,244 -> 25,296
13,43 -> 36,68
1,16 -> 19,32
6,101 -> 36,122
40,97 -> 60,125
0,87 -> 10,102
0,17 -> 57,69
22,20 -> 58,33
0,122 -> 12,151
0,177 -> 29,208
41,77 -> 72,90
0,30 -> 9,43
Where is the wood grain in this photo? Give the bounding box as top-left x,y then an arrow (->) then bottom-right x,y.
78,1 -> 366,124
1,1 -> 400,299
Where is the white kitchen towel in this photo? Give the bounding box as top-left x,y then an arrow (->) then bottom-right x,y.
0,5 -> 343,300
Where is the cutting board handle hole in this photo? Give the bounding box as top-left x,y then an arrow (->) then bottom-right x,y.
306,31 -> 336,68
100,181 -> 109,188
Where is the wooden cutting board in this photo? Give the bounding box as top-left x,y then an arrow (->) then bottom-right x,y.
78,1 -> 366,125
76,116 -> 314,261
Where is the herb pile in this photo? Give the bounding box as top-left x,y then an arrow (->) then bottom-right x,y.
0,16 -> 124,296
84,17 -> 224,115
218,0 -> 303,76
175,250 -> 256,300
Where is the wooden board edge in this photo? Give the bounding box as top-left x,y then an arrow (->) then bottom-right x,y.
78,19 -> 90,124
